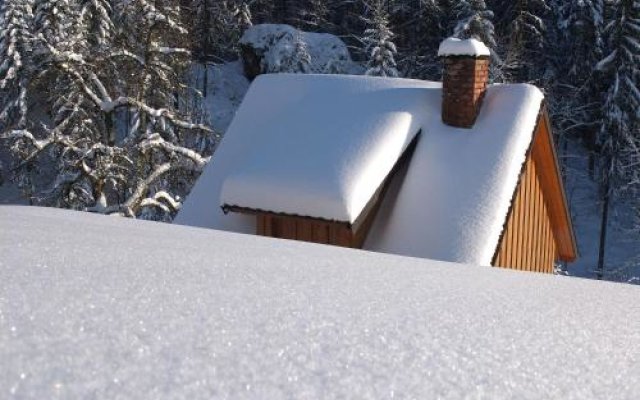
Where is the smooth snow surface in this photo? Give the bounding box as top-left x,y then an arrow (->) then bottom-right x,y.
2,206 -> 640,399
220,74 -> 432,222
438,37 -> 491,57
178,74 -> 543,266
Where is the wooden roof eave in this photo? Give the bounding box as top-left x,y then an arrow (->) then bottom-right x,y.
533,106 -> 578,261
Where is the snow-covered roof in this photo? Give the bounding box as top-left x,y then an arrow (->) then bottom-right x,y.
220,74 -> 433,222
177,73 -> 543,266
2,206 -> 639,398
438,37 -> 491,57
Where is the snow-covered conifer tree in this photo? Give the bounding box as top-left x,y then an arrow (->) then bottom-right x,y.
505,0 -> 551,81
230,0 -> 253,30
299,0 -> 331,31
394,0 -> 443,80
286,32 -> 311,73
33,0 -> 78,46
0,0 -> 34,129
78,0 -> 112,47
593,0 -> 640,278
453,0 -> 497,51
191,0 -> 214,60
363,1 -> 399,78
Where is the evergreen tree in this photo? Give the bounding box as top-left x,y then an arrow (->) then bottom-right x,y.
594,0 -> 640,279
78,0 -> 113,47
452,0 -> 497,51
286,32 -> 311,73
191,0 -> 214,60
363,1 -> 399,77
33,0 -> 78,47
0,0 -> 34,129
506,0 -> 551,82
395,0 -> 442,80
299,0 -> 332,32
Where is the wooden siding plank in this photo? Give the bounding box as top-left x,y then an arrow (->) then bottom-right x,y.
510,182 -> 520,269
517,163 -> 526,271
516,173 -> 525,270
257,214 -> 266,236
529,160 -> 537,272
313,222 -> 329,244
537,163 -> 546,272
281,216 -> 296,239
532,160 -> 541,273
544,207 -> 552,273
264,215 -> 273,236
548,207 -> 553,273
523,160 -> 533,272
496,227 -> 505,268
297,220 -> 313,242
507,194 -> 516,268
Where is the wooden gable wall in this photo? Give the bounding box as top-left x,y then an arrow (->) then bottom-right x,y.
493,150 -> 557,273
493,109 -> 577,273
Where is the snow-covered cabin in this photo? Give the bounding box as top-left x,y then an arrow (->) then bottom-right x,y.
177,38 -> 578,273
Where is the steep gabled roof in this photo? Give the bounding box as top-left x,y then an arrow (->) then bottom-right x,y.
176,73 -> 571,266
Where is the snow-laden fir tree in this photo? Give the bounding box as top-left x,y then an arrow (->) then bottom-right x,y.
191,0 -> 251,61
555,0 -> 605,167
33,0 -> 78,47
363,0 -> 399,78
262,29 -> 312,74
0,0 -> 34,130
453,0 -> 497,51
191,0 -> 214,61
282,32 -> 311,73
291,31 -> 311,73
505,0 -> 551,82
230,0 -> 253,30
563,0 -> 605,85
2,0 -> 214,220
78,0 -> 113,47
593,0 -> 640,279
394,0 -> 443,80
299,0 -> 331,32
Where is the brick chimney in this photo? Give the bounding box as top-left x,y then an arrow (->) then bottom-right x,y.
438,38 -> 490,128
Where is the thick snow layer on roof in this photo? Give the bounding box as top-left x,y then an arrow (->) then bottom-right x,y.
177,74 -> 543,266
438,37 -> 491,57
220,74 -> 435,222
366,84 -> 544,265
2,206 -> 640,399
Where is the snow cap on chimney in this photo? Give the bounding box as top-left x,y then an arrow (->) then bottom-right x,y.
438,37 -> 490,58
439,37 -> 490,129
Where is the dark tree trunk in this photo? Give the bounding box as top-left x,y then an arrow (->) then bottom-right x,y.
596,177 -> 610,280
202,64 -> 208,98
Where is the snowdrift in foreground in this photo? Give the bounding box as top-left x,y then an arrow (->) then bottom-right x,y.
2,206 -> 640,399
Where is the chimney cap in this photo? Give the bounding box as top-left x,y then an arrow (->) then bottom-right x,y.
438,37 -> 490,58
